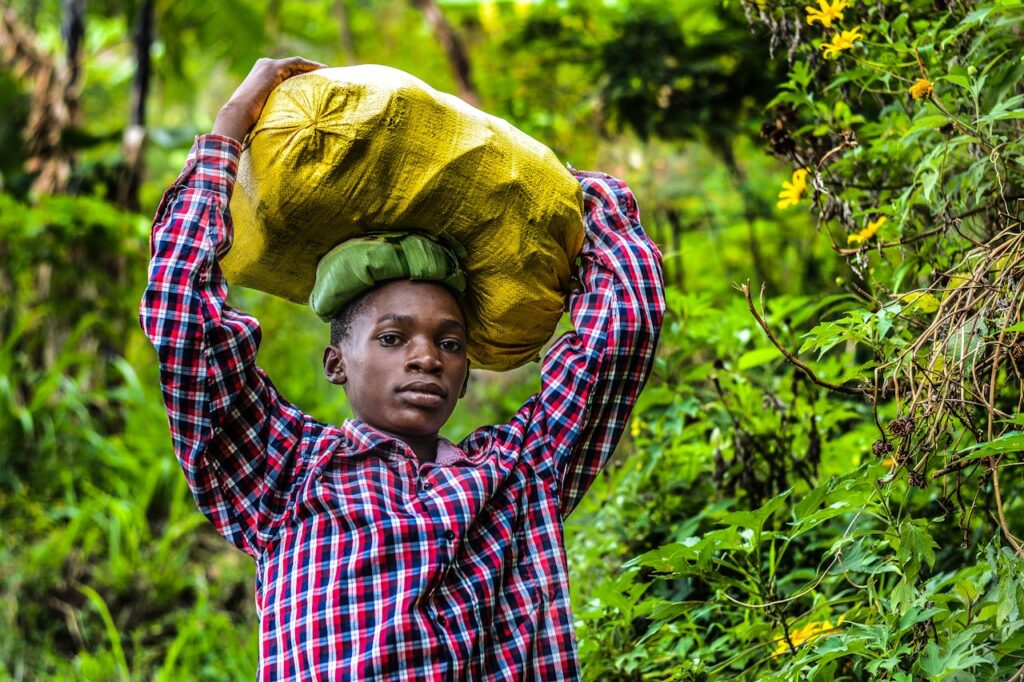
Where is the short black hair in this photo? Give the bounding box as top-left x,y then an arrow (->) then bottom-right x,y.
329,290 -> 372,346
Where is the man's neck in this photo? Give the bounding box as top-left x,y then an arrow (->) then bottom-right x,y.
368,423 -> 438,464
405,436 -> 438,464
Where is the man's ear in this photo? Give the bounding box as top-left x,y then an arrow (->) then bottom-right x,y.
323,344 -> 347,386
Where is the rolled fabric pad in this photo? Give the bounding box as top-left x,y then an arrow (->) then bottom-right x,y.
222,64 -> 585,371
309,232 -> 467,321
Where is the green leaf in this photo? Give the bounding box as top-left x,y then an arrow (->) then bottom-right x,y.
790,60 -> 812,89
940,74 -> 971,90
894,519 -> 938,575
941,7 -> 994,46
1001,321 -> 1024,333
629,526 -> 749,574
901,292 -> 941,313
790,501 -> 853,534
633,385 -> 677,416
917,625 -> 990,680
720,490 -> 791,534
891,12 -> 909,34
978,94 -> 1024,124
737,347 -> 782,370
903,114 -> 950,138
957,431 -> 1024,461
920,167 -> 940,202
79,585 -> 131,682
944,316 -> 989,373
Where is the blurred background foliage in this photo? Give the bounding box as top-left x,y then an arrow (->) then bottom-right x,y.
0,0 -> 1022,679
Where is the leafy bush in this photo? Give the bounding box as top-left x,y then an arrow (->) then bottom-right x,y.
2,0 -> 1022,679
0,195 -> 257,679
566,0 -> 1024,679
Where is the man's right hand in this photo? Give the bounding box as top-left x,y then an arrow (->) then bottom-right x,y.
212,57 -> 326,142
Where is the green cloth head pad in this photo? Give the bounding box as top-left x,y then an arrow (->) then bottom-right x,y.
309,232 -> 467,321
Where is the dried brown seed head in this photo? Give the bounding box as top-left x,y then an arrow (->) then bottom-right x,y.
888,417 -> 916,438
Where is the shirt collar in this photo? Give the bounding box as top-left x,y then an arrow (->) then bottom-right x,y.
339,418 -> 469,465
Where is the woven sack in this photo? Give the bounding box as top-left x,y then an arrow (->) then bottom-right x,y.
221,64 -> 584,371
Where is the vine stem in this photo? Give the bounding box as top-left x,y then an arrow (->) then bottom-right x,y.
740,281 -> 864,396
722,497 -> 874,609
722,557 -> 838,609
991,461 -> 1024,559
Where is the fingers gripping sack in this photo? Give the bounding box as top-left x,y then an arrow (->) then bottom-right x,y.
221,65 -> 585,371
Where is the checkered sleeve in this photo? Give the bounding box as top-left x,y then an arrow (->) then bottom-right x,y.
139,135 -> 308,558
539,172 -> 665,516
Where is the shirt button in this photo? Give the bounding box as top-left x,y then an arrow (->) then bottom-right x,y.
436,614 -> 447,626
422,481 -> 433,491
444,530 -> 455,542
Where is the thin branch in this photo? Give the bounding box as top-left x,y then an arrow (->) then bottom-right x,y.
408,0 -> 479,107
992,461 -> 1024,559
741,281 -> 865,396
722,499 -> 874,609
836,224 -> 947,256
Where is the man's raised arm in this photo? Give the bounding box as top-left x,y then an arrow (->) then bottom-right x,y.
139,58 -> 325,557
540,170 -> 666,516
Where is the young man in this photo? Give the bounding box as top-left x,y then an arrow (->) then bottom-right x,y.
141,58 -> 665,681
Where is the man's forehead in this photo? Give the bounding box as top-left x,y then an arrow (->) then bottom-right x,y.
373,312 -> 465,330
358,280 -> 466,327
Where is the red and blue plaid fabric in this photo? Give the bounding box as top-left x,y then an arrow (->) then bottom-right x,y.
140,135 -> 664,681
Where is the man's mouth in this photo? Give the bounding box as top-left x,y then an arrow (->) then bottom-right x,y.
396,381 -> 447,407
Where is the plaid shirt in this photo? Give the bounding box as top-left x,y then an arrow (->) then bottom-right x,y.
140,135 -> 664,681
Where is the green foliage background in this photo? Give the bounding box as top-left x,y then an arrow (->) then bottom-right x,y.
1,0 -> 1022,679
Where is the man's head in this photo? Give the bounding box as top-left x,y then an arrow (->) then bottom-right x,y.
322,279 -> 469,449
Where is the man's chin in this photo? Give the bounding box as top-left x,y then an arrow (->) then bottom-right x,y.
368,416 -> 447,444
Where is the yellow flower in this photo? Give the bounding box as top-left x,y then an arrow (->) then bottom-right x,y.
847,215 -> 886,244
909,78 -> 933,100
777,168 -> 809,209
805,0 -> 848,28
513,0 -> 533,19
772,619 -> 842,657
821,27 -> 864,58
479,0 -> 500,33
631,418 -> 645,438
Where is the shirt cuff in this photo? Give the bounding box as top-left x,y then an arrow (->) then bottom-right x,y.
175,134 -> 242,196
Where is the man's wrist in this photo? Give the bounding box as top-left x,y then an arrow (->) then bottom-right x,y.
211,102 -> 251,142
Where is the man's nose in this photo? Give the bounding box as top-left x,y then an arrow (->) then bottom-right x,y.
406,338 -> 442,373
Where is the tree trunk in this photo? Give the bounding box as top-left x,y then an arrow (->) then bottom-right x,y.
0,6 -> 72,194
62,0 -> 86,120
333,0 -> 356,64
409,0 -> 479,107
662,207 -> 686,290
116,0 -> 153,211
265,0 -> 282,54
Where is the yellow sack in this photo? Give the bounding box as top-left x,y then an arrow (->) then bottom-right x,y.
222,65 -> 584,371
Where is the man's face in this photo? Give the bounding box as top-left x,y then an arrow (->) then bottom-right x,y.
323,280 -> 469,445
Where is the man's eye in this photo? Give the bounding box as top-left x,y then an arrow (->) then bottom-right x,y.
379,334 -> 402,347
439,339 -> 464,353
